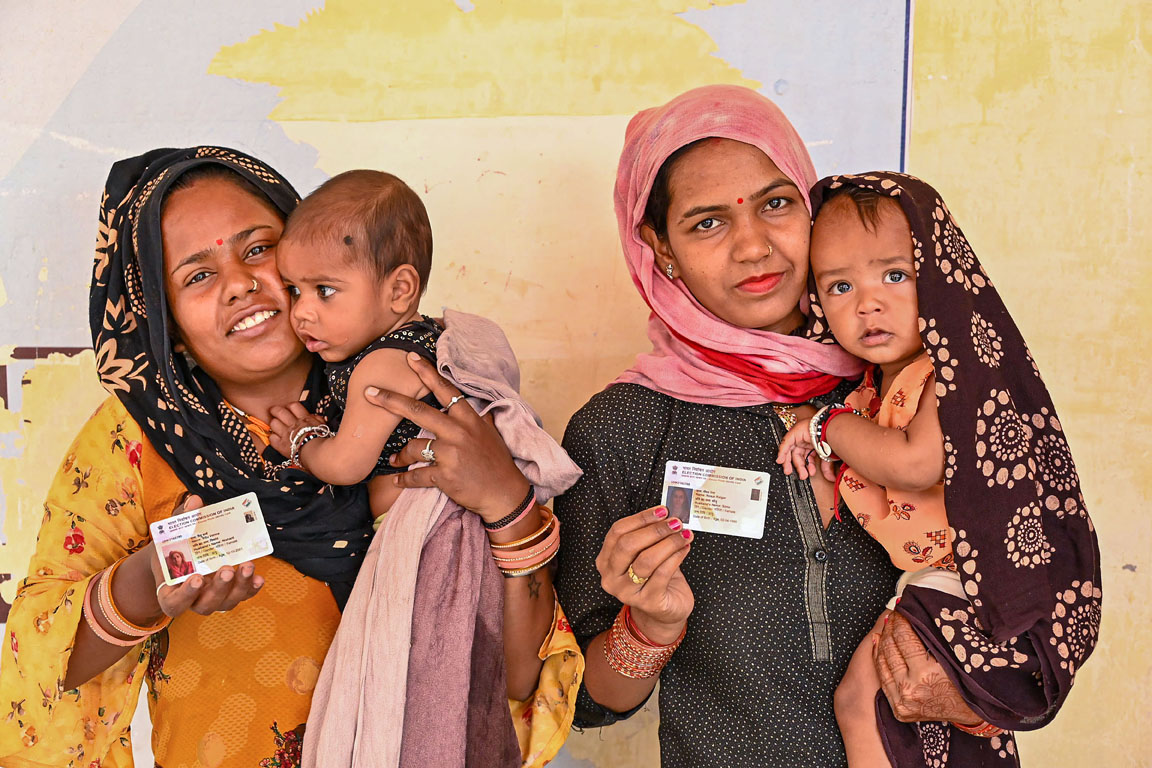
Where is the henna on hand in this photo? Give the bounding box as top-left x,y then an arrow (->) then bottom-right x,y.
875,611 -> 980,724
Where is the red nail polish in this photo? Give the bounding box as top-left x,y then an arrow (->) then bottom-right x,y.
653,506 -> 669,519
668,518 -> 682,531
681,529 -> 692,540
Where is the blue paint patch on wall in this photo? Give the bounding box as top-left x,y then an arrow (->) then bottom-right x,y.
679,0 -> 910,177
0,0 -> 331,348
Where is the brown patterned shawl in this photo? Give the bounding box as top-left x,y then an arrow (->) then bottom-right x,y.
806,172 -> 1101,767
89,146 -> 374,608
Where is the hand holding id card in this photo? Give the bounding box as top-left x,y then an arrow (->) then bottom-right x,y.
150,492 -> 274,586
662,460 -> 770,539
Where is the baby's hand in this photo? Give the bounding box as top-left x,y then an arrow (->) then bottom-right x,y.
268,403 -> 325,460
776,421 -> 818,479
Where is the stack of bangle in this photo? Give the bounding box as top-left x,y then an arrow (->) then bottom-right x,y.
83,558 -> 171,647
289,424 -> 332,466
953,719 -> 1006,738
490,505 -> 560,578
603,605 -> 685,679
808,403 -> 863,461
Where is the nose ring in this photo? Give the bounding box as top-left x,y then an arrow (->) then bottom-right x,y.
249,278 -> 259,293
767,244 -> 774,257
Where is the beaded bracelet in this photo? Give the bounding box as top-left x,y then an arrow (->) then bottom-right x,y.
953,719 -> 1006,738
98,558 -> 171,638
482,485 -> 536,531
808,403 -> 862,461
290,424 -> 332,466
603,605 -> 685,679
83,574 -> 144,648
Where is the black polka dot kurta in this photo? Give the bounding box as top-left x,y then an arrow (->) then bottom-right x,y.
555,383 -> 900,768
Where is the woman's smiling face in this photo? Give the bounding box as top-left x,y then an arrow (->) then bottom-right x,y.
642,138 -> 811,333
161,176 -> 306,391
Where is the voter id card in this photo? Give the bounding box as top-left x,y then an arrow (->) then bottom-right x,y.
149,492 -> 273,586
661,460 -> 770,539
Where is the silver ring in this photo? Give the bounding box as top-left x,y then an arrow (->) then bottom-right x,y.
420,438 -> 436,463
441,394 -> 465,413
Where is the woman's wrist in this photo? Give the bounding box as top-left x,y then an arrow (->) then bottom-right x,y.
117,547 -> 167,624
486,502 -> 544,546
603,606 -> 685,679
630,607 -> 687,646
474,476 -> 533,526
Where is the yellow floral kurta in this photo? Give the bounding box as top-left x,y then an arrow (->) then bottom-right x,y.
0,397 -> 582,767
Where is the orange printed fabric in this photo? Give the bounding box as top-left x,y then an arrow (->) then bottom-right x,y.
838,354 -> 955,572
0,397 -> 582,768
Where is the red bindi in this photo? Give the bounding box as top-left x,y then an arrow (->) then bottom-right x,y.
737,198 -> 744,204
215,238 -> 224,245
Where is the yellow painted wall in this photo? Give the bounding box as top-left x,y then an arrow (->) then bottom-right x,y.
909,1 -> 1151,764
0,1 -> 1146,765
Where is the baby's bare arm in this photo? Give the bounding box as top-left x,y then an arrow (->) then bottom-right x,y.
298,348 -> 427,485
824,377 -> 945,491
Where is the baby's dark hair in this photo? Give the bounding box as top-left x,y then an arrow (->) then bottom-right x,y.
644,138 -> 710,238
817,185 -> 896,231
283,170 -> 432,292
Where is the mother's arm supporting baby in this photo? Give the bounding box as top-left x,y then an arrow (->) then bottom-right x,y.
270,347 -> 427,486
365,353 -> 556,701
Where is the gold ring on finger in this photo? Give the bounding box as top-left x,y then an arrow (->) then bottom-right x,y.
627,564 -> 649,585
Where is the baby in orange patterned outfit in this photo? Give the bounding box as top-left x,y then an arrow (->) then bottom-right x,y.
776,184 -> 964,768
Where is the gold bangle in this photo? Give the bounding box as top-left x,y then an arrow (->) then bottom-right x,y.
953,719 -> 1006,738
499,548 -> 559,578
488,507 -> 554,549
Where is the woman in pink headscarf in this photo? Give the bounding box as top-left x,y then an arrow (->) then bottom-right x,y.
553,85 -> 969,767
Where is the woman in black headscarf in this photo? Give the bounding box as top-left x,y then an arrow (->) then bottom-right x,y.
0,147 -> 570,766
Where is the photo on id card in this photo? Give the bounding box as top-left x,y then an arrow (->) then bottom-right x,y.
662,460 -> 770,539
150,492 -> 274,585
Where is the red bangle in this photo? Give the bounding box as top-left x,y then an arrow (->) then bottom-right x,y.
818,406 -> 860,453
603,606 -> 685,679
953,719 -> 1006,738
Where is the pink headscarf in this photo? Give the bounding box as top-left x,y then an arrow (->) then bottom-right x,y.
613,84 -> 864,406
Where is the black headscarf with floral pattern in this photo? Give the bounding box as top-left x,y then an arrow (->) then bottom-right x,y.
806,172 -> 1101,766
90,146 -> 373,609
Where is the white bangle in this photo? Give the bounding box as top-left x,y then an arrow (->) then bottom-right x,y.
808,405 -> 835,461
289,424 -> 332,465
